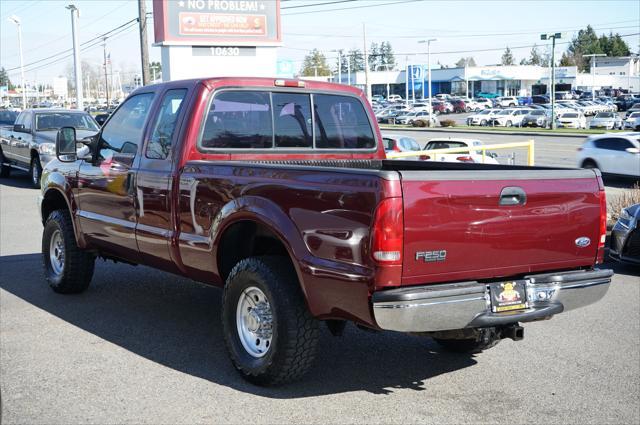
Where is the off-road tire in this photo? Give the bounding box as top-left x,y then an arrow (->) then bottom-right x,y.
434,328 -> 501,354
42,210 -> 95,294
222,256 -> 320,386
0,149 -> 10,178
30,156 -> 42,189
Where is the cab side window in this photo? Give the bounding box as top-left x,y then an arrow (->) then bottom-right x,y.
99,93 -> 155,162
146,89 -> 187,159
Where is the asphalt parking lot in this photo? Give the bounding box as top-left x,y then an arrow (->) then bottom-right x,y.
1,163 -> 639,424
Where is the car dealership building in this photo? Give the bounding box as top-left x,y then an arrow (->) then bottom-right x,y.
307,56 -> 640,99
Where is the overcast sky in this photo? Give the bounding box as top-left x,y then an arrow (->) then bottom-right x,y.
1,0 -> 638,85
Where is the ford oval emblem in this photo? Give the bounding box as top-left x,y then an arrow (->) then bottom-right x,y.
575,237 -> 591,248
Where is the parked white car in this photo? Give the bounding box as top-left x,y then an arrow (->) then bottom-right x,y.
466,109 -> 500,126
489,108 -> 532,127
396,110 -> 434,125
423,138 -> 500,164
435,94 -> 453,101
495,96 -> 519,108
473,98 -> 493,109
387,94 -> 403,103
589,112 -> 623,130
624,112 -> 640,130
577,133 -> 640,177
556,112 -> 587,129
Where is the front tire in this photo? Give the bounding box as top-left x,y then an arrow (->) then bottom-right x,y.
42,210 -> 95,294
222,256 -> 320,386
30,156 -> 42,189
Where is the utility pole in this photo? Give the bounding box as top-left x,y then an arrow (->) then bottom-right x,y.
7,16 -> 26,109
138,0 -> 150,85
541,33 -> 561,129
66,4 -> 83,110
363,23 -> 371,101
418,38 -> 437,127
103,38 -> 109,107
583,53 -> 606,99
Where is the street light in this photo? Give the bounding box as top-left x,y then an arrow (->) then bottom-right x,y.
583,53 -> 606,99
418,38 -> 438,127
66,4 -> 84,110
7,15 -> 26,109
541,32 -> 561,129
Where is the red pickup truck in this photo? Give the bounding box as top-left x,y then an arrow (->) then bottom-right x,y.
40,77 -> 612,385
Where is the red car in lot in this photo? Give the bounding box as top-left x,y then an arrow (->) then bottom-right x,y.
38,77 -> 611,385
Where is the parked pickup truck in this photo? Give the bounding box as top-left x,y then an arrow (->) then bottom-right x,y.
0,108 -> 99,187
40,77 -> 612,386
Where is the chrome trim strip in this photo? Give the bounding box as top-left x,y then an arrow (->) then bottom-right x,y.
374,296 -> 486,309
399,169 -> 598,181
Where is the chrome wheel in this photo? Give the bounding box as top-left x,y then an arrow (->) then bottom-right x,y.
49,229 -> 65,276
236,286 -> 273,358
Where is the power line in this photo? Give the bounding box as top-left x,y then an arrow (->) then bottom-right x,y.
282,0 -> 424,15
284,24 -> 640,39
4,18 -> 139,73
282,0 -> 356,9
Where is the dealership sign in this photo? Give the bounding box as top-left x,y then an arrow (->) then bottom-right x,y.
153,0 -> 281,46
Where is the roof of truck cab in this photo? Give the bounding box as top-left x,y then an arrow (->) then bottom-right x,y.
130,77 -> 366,97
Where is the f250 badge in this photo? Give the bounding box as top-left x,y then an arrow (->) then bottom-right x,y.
415,250 -> 447,263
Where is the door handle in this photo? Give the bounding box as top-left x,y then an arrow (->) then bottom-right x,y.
499,186 -> 527,206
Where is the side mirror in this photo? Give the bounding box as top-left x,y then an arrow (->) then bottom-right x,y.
13,123 -> 25,133
625,147 -> 640,154
56,126 -> 77,162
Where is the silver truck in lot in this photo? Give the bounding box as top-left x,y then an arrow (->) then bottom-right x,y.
0,108 -> 99,188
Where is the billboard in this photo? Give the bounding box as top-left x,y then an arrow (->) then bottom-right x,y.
153,0 -> 281,46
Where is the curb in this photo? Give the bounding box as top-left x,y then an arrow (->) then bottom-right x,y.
379,126 -> 590,138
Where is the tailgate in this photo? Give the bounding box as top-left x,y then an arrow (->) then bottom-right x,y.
400,169 -> 601,285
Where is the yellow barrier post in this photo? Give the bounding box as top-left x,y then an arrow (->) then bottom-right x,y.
527,139 -> 535,166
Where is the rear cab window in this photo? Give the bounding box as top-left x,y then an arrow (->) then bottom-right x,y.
198,89 -> 376,152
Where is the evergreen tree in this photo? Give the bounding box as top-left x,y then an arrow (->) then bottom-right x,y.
501,47 -> 515,65
347,49 -> 365,72
455,57 -> 476,67
379,41 -> 396,71
300,49 -> 331,77
368,42 -> 380,71
0,67 -> 13,89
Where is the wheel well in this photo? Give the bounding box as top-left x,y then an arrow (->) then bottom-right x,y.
31,149 -> 39,160
581,158 -> 598,168
41,189 -> 69,224
217,220 -> 291,282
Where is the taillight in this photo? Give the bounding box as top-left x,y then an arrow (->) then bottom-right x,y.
456,156 -> 475,163
371,197 -> 403,265
597,187 -> 607,264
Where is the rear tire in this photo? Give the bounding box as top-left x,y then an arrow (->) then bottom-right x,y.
30,156 -> 42,189
506,120 -> 513,127
222,256 -> 320,386
42,210 -> 95,294
0,149 -> 10,178
434,328 -> 501,354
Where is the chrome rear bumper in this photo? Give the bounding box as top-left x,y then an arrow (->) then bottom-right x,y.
372,269 -> 613,332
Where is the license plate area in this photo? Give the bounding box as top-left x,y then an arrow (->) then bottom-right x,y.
490,280 -> 528,313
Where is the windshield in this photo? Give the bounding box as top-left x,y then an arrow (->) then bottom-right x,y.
561,113 -> 578,118
629,112 -> 640,118
497,110 -> 513,115
595,112 -> 614,118
0,110 -> 18,125
35,112 -> 99,131
478,109 -> 491,115
529,110 -> 545,116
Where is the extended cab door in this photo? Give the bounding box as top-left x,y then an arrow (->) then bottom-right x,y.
76,92 -> 155,262
135,88 -> 189,272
